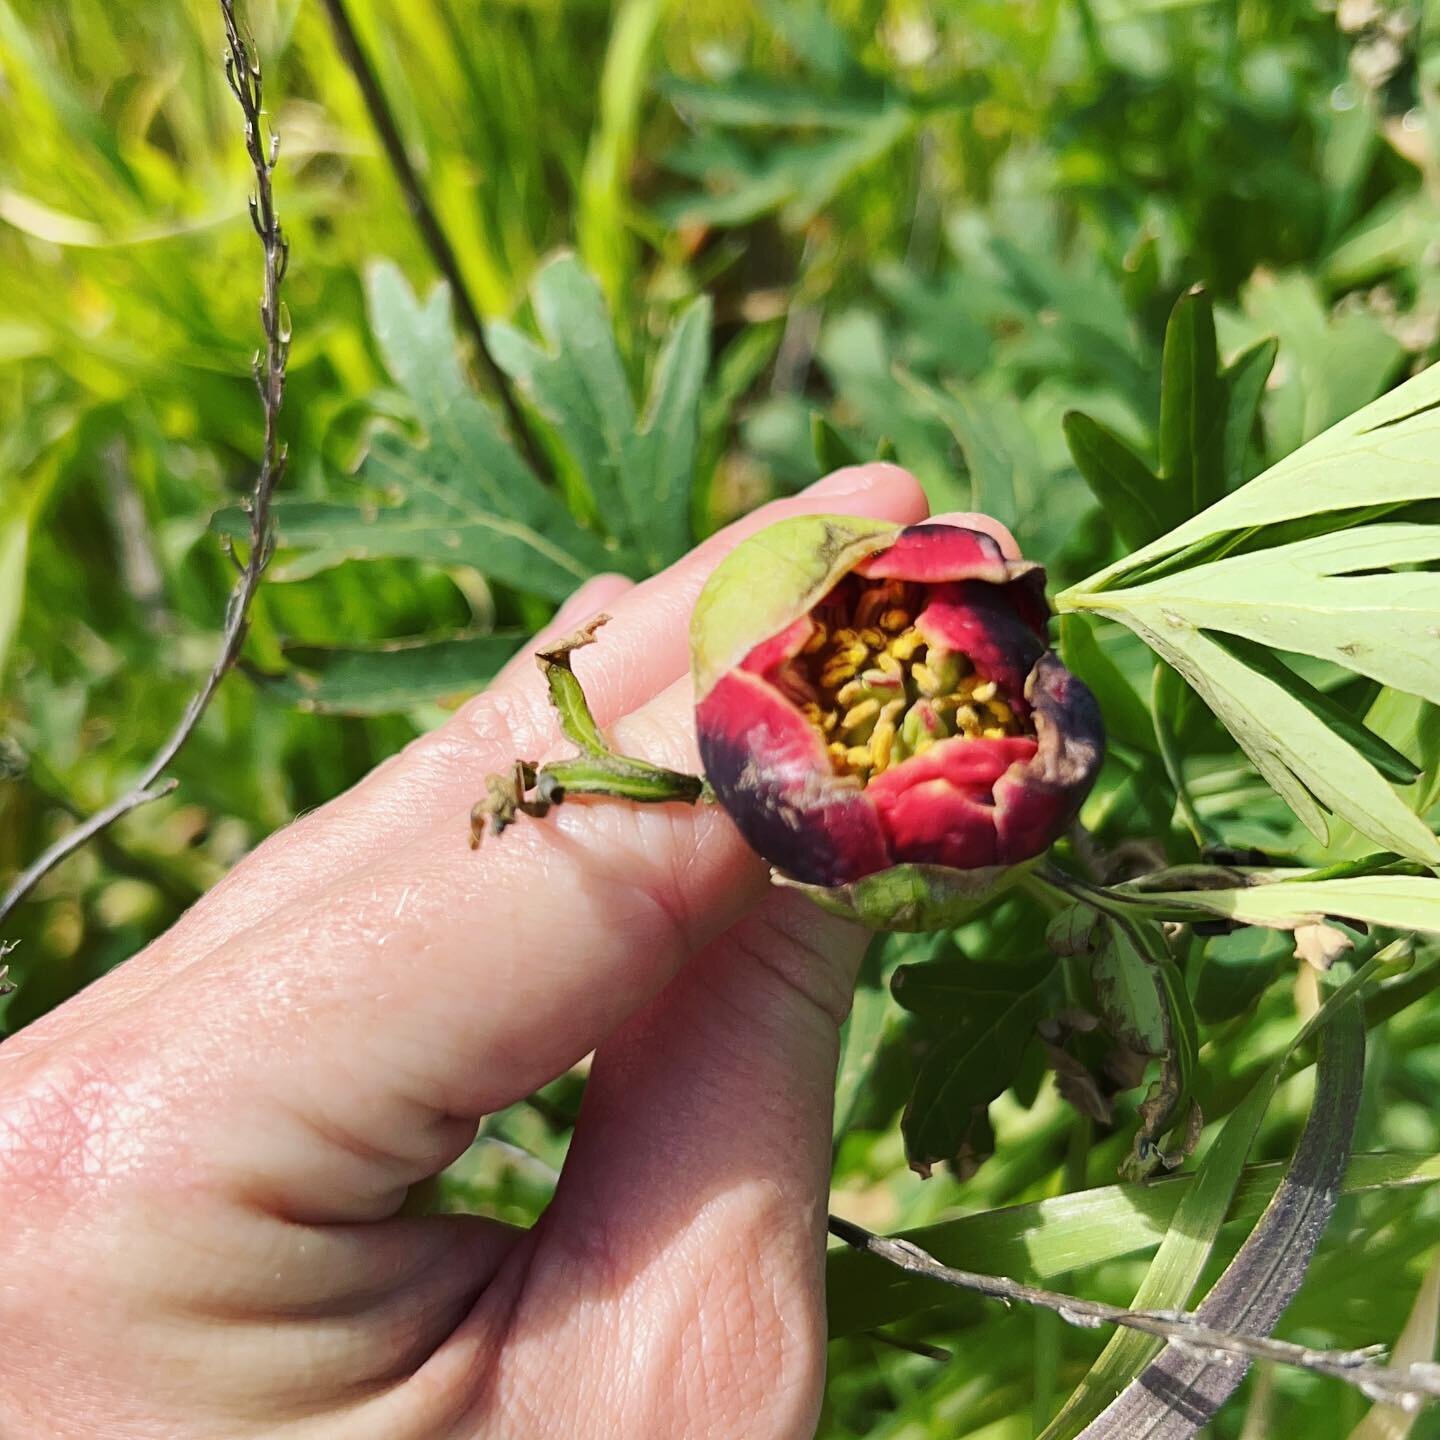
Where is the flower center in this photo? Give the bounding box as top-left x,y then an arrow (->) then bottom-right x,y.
774,578 -> 1028,785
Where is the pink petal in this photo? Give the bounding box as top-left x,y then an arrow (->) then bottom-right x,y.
739,614 -> 814,681
697,669 -> 891,885
855,523 -> 1018,584
857,523 -> 1051,637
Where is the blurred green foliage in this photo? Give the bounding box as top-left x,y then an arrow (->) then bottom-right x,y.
6,0 -> 1440,1435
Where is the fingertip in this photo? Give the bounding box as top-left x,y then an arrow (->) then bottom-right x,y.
807,462 -> 930,521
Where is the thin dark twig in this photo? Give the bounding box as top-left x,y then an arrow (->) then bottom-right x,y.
314,0 -> 544,475
827,1216 -> 1440,1411
0,0 -> 289,929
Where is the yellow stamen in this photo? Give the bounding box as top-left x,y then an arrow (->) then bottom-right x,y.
890,629 -> 924,661
912,661 -> 943,696
845,745 -> 872,769
802,622 -> 828,654
972,679 -> 998,703
869,699 -> 904,771
880,607 -> 911,633
842,698 -> 881,731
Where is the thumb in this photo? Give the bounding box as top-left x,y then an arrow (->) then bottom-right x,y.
487,889 -> 866,1439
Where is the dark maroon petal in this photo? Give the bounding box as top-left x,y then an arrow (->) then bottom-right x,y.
915,581 -> 1046,701
697,669 -> 891,886
993,652 -> 1105,864
867,736 -> 1038,870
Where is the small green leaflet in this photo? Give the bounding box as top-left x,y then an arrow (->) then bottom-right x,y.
356,261 -> 615,600
249,257 -> 711,602
486,253 -> 711,573
1062,289 -> 1277,549
894,953 -> 1059,1177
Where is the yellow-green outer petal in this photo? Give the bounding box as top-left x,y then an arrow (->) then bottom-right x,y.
690,514 -> 901,699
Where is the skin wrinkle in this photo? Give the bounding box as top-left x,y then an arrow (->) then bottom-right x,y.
0,467 -> 931,1439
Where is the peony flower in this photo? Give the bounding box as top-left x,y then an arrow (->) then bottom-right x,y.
691,514 -> 1104,928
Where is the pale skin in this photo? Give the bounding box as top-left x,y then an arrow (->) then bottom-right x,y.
0,466 -> 1011,1439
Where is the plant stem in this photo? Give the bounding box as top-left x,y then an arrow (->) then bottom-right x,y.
0,0 -> 289,929
826,1214 -> 1440,1409
315,0 -> 544,475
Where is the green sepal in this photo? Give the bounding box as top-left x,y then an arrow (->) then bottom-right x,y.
690,513 -> 900,700
772,859 -> 1034,932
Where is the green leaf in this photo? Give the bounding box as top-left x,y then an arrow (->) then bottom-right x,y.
486,254 -> 637,536
1039,958 -> 1383,1439
488,255 -> 710,571
891,953 -> 1056,1019
1158,286 -> 1225,520
811,412 -> 868,474
1091,924 -> 1166,1057
661,74 -> 893,130
826,1149 -> 1440,1339
263,264 -> 615,602
1062,410 -> 1165,548
1087,995 -> 1365,1436
1067,357 -> 1440,596
899,955 -> 1058,1176
1219,635 -> 1421,785
627,295 -> 711,569
1089,525 -> 1440,707
901,372 -> 1033,534
1115,614 -> 1440,861
1135,871 -> 1440,934
833,969 -> 898,1142
252,630 -> 521,715
1220,334 -> 1278,488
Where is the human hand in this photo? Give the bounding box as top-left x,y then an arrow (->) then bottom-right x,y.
0,466 -> 929,1439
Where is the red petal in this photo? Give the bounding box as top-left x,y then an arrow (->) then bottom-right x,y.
855,523 -> 1017,584
867,736 -> 1038,870
739,614 -> 813,681
858,523 -> 1051,638
915,581 -> 1045,700
697,669 -> 891,885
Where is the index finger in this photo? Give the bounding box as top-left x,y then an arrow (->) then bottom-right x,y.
39,466 -> 928,1044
